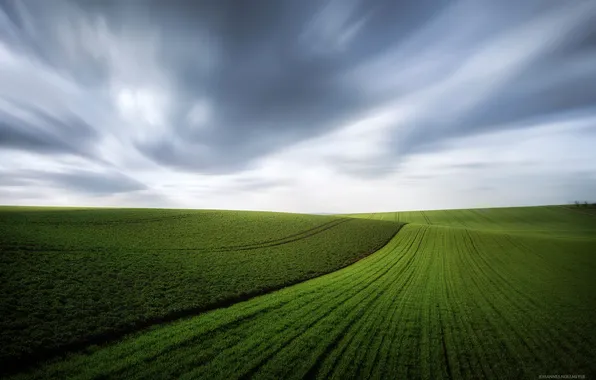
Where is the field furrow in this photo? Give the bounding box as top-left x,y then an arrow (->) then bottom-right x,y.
12,219 -> 595,379
0,208 -> 403,374
4,205 -> 596,379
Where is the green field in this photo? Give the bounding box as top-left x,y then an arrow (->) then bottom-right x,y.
345,205 -> 596,239
2,205 -> 596,379
0,207 -> 402,372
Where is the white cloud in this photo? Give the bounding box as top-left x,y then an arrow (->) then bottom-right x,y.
180,109 -> 596,213
113,86 -> 170,129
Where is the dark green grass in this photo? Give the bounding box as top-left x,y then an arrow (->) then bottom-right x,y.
0,207 -> 402,371
13,222 -> 595,379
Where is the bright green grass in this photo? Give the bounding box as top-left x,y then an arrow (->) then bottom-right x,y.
0,207 -> 402,370
13,221 -> 596,379
345,205 -> 596,239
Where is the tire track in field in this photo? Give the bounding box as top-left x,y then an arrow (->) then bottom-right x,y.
425,228 -> 493,378
186,227 -> 424,376
180,217 -> 353,252
294,245 -> 416,379
438,305 -> 454,380
110,238 -> 406,379
421,226 -> 455,380
442,230 -> 486,377
237,227 -> 427,379
310,227 -> 428,380
453,226 -> 595,377
455,229 -> 523,378
439,230 -> 479,378
420,210 -> 433,225
325,227 -> 431,380
181,228 -> 421,379
3,222 -> 404,378
446,228 -> 543,377
39,230 -> 407,379
468,208 -> 501,228
490,232 -> 596,360
461,229 -> 584,376
371,231 -> 431,379
358,232 -> 434,379
450,209 -> 472,228
316,225 -> 428,379
213,225 -> 592,379
437,229 -> 473,379
8,218 -> 354,253
376,226 -> 436,379
14,223 -> 596,379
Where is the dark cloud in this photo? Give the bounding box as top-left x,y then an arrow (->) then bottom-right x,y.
130,1 -> 381,171
0,101 -> 97,156
386,4 -> 596,160
0,0 -> 595,185
1,0 -> 449,173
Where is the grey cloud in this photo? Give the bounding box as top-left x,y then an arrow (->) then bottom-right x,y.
1,0 -> 596,188
384,2 -> 596,161
2,0 -> 444,173
0,101 -> 97,156
0,0 -> 113,87
0,169 -> 146,195
41,170 -> 147,195
0,176 -> 33,187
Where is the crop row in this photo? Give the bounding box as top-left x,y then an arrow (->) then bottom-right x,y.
347,205 -> 596,239
14,224 -> 596,379
0,208 -> 402,373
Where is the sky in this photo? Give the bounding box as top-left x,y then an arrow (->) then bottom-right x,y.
1,0 -> 595,213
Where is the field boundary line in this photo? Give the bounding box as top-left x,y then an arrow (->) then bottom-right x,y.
0,223 -> 408,377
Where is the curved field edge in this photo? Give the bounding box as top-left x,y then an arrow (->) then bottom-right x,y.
343,205 -> 596,240
1,208 -> 352,251
0,210 -> 404,376
12,224 -> 596,379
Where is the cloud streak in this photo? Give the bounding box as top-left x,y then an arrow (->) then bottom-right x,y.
1,0 -> 595,211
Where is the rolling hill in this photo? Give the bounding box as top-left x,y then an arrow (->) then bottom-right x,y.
3,205 -> 595,379
0,207 -> 402,374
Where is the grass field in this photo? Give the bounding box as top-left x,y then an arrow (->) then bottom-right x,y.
0,207 -> 402,372
345,205 -> 596,239
3,205 -> 595,379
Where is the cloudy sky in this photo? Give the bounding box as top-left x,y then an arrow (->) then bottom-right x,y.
1,0 -> 595,213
